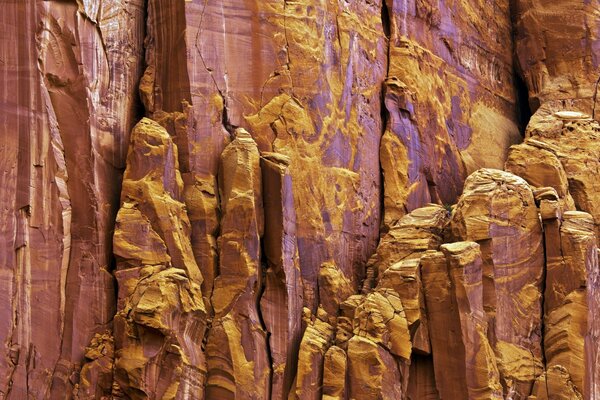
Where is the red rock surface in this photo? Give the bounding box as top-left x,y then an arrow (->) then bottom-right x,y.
1,1 -> 599,399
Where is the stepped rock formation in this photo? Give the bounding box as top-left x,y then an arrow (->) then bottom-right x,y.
1,0 -> 600,399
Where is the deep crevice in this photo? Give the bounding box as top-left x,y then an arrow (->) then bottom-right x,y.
592,74 -> 600,120
381,0 -> 392,75
378,0 -> 392,236
257,238 -> 273,400
514,71 -> 532,135
220,92 -> 238,137
538,218 -> 551,398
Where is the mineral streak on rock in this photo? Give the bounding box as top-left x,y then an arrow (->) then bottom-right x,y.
205,128 -> 270,399
512,0 -> 600,114
365,204 -> 449,289
537,211 -> 599,399
239,0 -> 388,312
508,112 -> 600,237
381,0 -> 522,225
74,332 -> 115,399
440,242 -> 503,400
421,250 -> 470,399
0,1 -> 144,397
377,258 -> 430,354
294,308 -> 335,400
505,113 -> 600,398
142,0 -> 388,325
347,289 -> 411,399
321,345 -> 347,400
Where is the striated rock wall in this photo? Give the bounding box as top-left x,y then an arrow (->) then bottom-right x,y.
0,1 -> 144,397
1,0 -> 600,399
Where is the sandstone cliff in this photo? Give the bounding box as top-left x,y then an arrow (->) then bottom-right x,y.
0,0 -> 599,399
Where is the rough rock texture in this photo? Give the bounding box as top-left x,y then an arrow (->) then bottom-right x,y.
380,0 -> 522,225
450,168 -> 545,397
260,152 -> 303,400
507,112 -> 600,236
0,1 -> 144,397
512,0 -> 600,115
506,112 -> 600,398
205,129 -> 270,399
112,118 -> 207,399
440,242 -> 503,400
2,1 -> 600,399
141,0 -> 389,316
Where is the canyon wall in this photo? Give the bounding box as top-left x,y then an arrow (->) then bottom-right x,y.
0,0 -> 598,399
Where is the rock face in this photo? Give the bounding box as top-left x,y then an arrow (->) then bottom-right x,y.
0,1 -> 144,397
512,0 -> 600,115
2,1 -> 600,399
205,129 -> 270,399
380,0 -> 522,225
111,118 -> 207,399
450,169 -> 545,397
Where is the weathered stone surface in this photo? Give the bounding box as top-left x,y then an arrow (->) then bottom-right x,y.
318,261 -> 354,317
294,308 -> 335,400
381,0 -> 522,224
406,355 -> 439,400
322,345 -> 347,400
3,1 -> 600,399
260,152 -> 303,400
141,0 -> 388,317
113,266 -> 207,400
508,112 -> 600,236
0,1 -> 144,397
377,259 -> 430,353
512,0 -> 600,114
205,129 -> 270,399
450,168 -> 544,397
365,204 -> 449,289
74,332 -> 115,400
111,118 -> 207,399
347,335 -> 404,400
421,250 -> 469,399
541,211 -> 599,399
440,242 -> 503,400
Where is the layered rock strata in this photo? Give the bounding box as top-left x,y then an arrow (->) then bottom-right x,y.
449,168 -> 545,397
260,152 -> 303,400
512,0 -> 600,115
205,129 -> 269,399
506,112 -> 600,399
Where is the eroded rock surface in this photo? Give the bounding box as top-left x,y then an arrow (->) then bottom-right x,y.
513,0 -> 600,114
450,168 -> 545,397
2,1 -> 600,399
112,118 -> 207,399
381,0 -> 522,225
0,1 -> 144,397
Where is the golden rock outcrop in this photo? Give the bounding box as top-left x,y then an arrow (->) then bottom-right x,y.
112,118 -> 207,399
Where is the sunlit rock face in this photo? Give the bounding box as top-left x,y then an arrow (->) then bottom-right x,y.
380,0 -> 523,226
1,1 -> 599,399
512,0 -> 600,115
